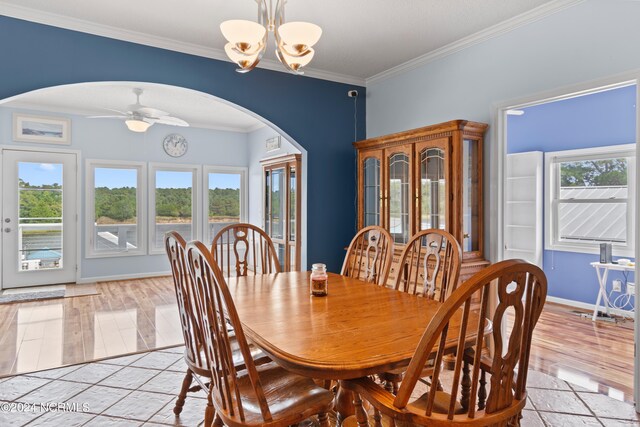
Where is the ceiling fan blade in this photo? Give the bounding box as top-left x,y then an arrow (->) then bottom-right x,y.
136,106 -> 169,118
154,116 -> 189,127
103,108 -> 130,115
87,115 -> 128,119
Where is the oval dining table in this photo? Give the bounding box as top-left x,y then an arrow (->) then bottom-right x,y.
226,270 -> 488,424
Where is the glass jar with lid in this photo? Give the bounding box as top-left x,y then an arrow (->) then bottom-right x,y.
310,263 -> 328,296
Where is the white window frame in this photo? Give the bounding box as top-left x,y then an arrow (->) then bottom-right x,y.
545,144 -> 636,257
148,163 -> 201,255
202,166 -> 248,244
85,159 -> 147,258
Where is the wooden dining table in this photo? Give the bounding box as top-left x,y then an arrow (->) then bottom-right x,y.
226,270 -> 486,422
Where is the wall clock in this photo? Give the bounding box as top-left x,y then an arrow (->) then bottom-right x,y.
163,133 -> 188,157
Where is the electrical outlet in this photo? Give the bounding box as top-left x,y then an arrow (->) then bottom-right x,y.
613,279 -> 622,292
627,282 -> 635,296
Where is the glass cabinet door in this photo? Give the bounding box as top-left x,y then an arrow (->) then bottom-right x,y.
462,138 -> 480,253
387,149 -> 411,245
419,147 -> 446,230
363,156 -> 381,227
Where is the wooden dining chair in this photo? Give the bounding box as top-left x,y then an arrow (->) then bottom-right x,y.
379,229 -> 462,394
394,229 -> 462,300
185,240 -> 334,427
165,231 -> 267,426
211,223 -> 281,279
341,225 -> 394,286
342,259 -> 547,427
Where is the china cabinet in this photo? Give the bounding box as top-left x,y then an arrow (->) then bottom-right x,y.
261,154 -> 301,272
355,120 -> 489,284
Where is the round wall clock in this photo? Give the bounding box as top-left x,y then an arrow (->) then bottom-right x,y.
163,134 -> 188,157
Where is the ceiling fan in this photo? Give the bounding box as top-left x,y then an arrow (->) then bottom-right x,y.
88,88 -> 189,133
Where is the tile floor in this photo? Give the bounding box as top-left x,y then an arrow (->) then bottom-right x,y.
0,346 -> 638,426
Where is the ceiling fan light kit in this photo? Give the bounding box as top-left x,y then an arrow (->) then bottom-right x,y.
220,0 -> 322,74
125,119 -> 152,133
88,88 -> 189,133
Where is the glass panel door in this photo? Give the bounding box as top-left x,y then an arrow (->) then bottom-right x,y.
2,150 -> 77,288
462,139 -> 480,252
388,152 -> 410,244
420,148 -> 446,230
363,157 -> 381,226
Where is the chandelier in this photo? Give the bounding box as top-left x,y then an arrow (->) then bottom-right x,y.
220,0 -> 322,75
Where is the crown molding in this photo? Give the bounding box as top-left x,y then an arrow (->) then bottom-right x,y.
366,0 -> 586,85
0,2 -> 365,87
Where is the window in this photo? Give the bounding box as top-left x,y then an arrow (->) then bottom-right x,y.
203,167 -> 247,244
545,145 -> 635,256
86,160 -> 146,257
149,164 -> 200,254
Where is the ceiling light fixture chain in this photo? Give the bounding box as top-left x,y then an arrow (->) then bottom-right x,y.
221,0 -> 322,75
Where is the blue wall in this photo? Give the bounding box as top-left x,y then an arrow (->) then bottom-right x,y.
507,85 -> 636,305
0,16 -> 366,272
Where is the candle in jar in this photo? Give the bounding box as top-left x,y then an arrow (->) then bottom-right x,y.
310,263 -> 328,296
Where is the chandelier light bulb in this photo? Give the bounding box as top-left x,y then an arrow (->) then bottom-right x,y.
224,43 -> 260,70
278,22 -> 322,53
220,20 -> 266,49
278,47 -> 315,71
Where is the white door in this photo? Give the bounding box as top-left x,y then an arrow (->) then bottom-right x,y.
504,151 -> 543,267
2,150 -> 77,288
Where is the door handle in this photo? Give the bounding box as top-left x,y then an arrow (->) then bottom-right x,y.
4,227 -> 11,233
4,218 -> 10,223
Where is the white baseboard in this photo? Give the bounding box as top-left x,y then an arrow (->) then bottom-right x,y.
76,271 -> 171,284
546,295 -> 634,318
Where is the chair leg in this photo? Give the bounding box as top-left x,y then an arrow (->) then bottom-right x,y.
204,392 -> 215,427
173,369 -> 193,415
318,411 -> 330,427
372,408 -> 383,427
353,394 -> 370,427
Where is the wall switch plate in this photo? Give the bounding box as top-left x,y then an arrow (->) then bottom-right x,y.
627,282 -> 635,296
613,279 -> 622,292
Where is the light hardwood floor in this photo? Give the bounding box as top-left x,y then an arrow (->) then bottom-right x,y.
515,302 -> 634,402
0,277 -> 635,404
0,276 -> 182,377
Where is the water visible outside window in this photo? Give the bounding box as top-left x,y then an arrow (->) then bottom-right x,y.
18,162 -> 63,271
94,167 -> 138,252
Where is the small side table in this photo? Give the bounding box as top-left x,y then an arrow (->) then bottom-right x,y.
590,261 -> 635,321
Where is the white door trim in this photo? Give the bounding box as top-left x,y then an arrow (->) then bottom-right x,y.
0,145 -> 82,290
490,70 -> 640,407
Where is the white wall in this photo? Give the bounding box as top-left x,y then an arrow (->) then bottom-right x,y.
366,0 -> 640,260
0,107 -> 249,281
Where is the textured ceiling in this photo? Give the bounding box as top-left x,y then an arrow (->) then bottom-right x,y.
0,0 -> 568,82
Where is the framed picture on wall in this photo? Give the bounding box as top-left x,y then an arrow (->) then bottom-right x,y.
13,113 -> 71,145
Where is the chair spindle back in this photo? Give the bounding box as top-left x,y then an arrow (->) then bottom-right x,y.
394,229 -> 461,302
164,231 -> 206,369
341,226 -> 394,286
211,223 -> 281,279
185,240 -> 273,423
395,259 -> 547,424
